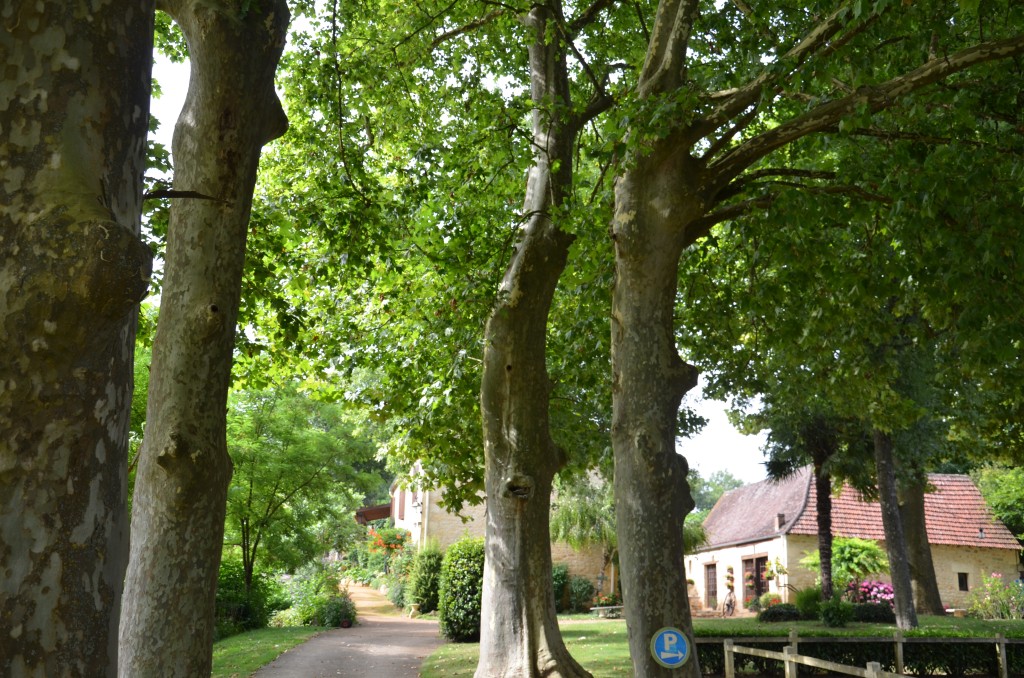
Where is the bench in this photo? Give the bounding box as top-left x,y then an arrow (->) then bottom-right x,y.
591,605 -> 623,619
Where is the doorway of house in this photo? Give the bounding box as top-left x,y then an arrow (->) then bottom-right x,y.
704,563 -> 718,611
742,556 -> 768,605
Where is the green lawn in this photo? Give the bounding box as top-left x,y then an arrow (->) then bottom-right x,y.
419,615 -> 1024,677
211,627 -> 326,678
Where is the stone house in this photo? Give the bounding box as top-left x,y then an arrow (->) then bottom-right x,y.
387,481 -> 615,595
684,467 -> 1022,611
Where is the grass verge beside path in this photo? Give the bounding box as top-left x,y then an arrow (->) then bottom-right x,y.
420,615 -> 1024,677
421,621 -> 629,677
211,627 -> 326,678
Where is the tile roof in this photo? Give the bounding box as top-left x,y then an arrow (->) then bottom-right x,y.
700,466 -> 812,548
702,468 -> 1020,551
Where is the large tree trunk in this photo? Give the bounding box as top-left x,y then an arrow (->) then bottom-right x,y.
118,2 -> 288,675
899,479 -> 945,615
475,6 -> 589,676
609,0 -> 704,672
812,460 -> 835,600
0,3 -> 154,675
611,149 -> 703,677
872,430 -> 918,629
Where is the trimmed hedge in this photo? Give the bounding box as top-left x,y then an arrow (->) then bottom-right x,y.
438,537 -> 485,642
757,603 -> 801,623
408,545 -> 445,614
852,602 -> 896,624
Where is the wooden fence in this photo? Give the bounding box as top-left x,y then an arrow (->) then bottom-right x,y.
698,631 -> 1022,678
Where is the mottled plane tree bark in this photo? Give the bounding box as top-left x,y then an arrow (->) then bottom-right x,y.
118,1 -> 289,675
0,2 -> 154,675
477,2 -> 612,675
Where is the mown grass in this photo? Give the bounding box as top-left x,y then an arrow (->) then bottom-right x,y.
211,626 -> 325,678
419,615 -> 1024,677
420,621 -> 631,678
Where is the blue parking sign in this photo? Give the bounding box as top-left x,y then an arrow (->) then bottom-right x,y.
650,627 -> 690,669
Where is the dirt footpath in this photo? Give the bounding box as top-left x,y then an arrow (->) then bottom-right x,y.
252,584 -> 445,678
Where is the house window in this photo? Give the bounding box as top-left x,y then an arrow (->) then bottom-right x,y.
705,564 -> 718,609
958,572 -> 969,591
397,489 -> 405,521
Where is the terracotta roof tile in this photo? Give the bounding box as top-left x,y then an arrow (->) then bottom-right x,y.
784,472 -> 1019,550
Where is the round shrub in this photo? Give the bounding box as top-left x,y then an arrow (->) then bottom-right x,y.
569,575 -> 596,613
794,586 -> 823,620
408,545 -> 445,614
214,558 -> 284,639
285,563 -> 357,627
757,603 -> 802,623
852,602 -> 896,624
318,590 -> 357,627
438,537 -> 485,642
820,598 -> 855,627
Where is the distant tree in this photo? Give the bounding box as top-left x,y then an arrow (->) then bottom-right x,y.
688,469 -> 744,512
974,466 -> 1024,544
223,387 -> 383,594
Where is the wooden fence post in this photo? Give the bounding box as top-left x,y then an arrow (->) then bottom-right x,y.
996,633 -> 1008,678
866,661 -> 882,678
783,645 -> 797,678
724,639 -> 735,678
893,629 -> 904,675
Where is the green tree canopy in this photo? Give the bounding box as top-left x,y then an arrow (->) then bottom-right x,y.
223,385 -> 387,592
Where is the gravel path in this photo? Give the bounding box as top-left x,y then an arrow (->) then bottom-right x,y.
252,585 -> 445,678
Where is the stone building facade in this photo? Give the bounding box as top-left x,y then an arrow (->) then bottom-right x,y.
685,468 -> 1022,612
390,483 -> 614,594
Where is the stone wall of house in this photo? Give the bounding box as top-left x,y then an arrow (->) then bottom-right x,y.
782,534 -> 821,593
398,490 -> 611,591
689,532 -> 1022,612
422,493 -> 486,549
685,537 -> 793,611
929,543 -> 1021,609
551,541 -> 610,589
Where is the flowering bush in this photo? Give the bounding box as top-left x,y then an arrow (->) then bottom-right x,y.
847,580 -> 895,608
966,572 -> 1024,620
594,593 -> 620,607
367,527 -> 410,554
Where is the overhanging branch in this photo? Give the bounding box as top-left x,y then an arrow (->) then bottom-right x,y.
568,0 -> 618,35
694,4 -> 852,137
429,9 -> 506,50
708,33 -> 1024,186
